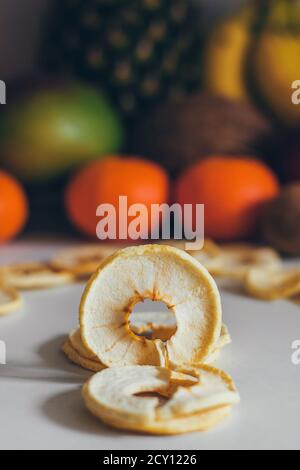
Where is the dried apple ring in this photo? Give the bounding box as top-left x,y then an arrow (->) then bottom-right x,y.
62,339 -> 105,372
63,321 -> 230,372
157,364 -> 239,420
0,262 -> 74,290
82,365 -> 239,435
67,326 -> 161,365
69,328 -> 98,360
51,244 -> 124,279
244,267 -> 300,301
204,244 -> 281,280
63,326 -> 167,372
80,245 -> 222,368
0,285 -> 22,316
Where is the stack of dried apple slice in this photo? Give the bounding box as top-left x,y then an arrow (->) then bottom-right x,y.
68,244 -> 240,435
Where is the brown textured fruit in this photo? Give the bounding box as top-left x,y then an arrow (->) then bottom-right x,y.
131,93 -> 272,175
262,184 -> 300,255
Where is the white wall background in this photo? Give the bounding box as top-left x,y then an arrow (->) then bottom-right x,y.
0,0 -> 245,80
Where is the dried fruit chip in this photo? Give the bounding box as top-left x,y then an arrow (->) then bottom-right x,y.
62,339 -> 105,372
80,245 -> 222,368
159,240 -> 280,282
63,321 -> 230,372
69,328 -> 98,361
51,244 -> 124,279
204,244 -> 281,280
0,262 -> 74,290
157,364 -> 239,420
244,267 -> 300,301
0,285 -> 22,316
82,365 -> 239,435
52,240 -> 220,280
62,321 -> 167,372
67,322 -> 168,361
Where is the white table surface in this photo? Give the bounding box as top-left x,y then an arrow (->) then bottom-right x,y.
0,240 -> 300,450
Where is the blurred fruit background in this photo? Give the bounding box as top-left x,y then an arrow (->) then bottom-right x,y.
1,0 -> 300,253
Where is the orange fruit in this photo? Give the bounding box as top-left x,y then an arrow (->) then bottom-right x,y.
175,157 -> 280,241
65,156 -> 169,239
0,170 -> 28,242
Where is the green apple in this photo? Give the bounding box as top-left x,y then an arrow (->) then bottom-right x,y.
0,83 -> 124,181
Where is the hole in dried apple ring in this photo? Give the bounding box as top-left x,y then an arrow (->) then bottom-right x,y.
129,300 -> 177,341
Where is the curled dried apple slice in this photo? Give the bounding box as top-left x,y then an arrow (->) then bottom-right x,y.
82,365 -> 239,435
69,328 -> 98,360
80,245 -> 222,368
203,324 -> 231,365
244,267 -> 300,301
62,339 -> 105,372
0,262 -> 74,290
0,285 -> 22,316
51,244 -> 124,279
204,244 -> 281,280
158,364 -> 239,420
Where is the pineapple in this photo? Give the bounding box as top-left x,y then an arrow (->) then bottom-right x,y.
40,0 -> 202,117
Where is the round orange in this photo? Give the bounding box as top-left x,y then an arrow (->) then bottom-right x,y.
0,170 -> 28,242
175,157 -> 280,241
65,156 -> 169,239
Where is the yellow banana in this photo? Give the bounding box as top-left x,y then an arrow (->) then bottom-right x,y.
252,2 -> 300,127
203,7 -> 255,102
